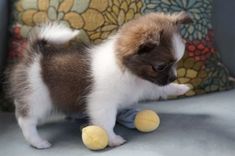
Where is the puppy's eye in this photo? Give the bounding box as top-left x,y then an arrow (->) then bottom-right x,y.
137,42 -> 155,55
157,64 -> 168,71
152,63 -> 168,72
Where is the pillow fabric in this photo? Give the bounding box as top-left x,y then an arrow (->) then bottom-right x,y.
8,0 -> 235,98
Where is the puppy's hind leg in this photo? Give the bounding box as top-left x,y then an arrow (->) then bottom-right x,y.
15,96 -> 53,149
14,54 -> 54,149
17,116 -> 51,149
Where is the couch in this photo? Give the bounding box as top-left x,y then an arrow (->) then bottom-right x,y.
0,0 -> 235,156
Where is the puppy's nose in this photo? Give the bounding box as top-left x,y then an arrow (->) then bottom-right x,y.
168,75 -> 177,83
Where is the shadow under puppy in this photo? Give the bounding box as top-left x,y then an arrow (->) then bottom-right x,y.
7,12 -> 192,149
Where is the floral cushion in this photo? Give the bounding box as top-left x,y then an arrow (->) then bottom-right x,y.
9,0 -> 235,97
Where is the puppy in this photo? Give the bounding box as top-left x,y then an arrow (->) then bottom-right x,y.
7,12 -> 192,149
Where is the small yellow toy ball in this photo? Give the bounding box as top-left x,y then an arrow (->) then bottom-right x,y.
82,125 -> 108,150
134,110 -> 160,132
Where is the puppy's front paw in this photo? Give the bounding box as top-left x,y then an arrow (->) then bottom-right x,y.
31,140 -> 52,149
175,84 -> 190,96
108,135 -> 126,147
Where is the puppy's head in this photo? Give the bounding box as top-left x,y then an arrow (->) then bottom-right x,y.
116,12 -> 193,86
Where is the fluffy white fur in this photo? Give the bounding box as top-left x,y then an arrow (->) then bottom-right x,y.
171,33 -> 186,78
172,33 -> 185,61
38,23 -> 79,44
17,25 -> 190,148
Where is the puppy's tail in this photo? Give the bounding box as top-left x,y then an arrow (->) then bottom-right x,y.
29,22 -> 79,50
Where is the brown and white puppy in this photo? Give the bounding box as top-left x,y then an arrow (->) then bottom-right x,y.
7,12 -> 192,149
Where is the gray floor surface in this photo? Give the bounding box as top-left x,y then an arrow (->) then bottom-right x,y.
0,89 -> 235,156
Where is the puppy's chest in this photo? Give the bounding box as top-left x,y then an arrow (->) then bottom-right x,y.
118,88 -> 144,108
102,75 -> 151,108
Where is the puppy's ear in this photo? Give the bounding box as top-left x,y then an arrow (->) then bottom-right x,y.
137,30 -> 163,54
173,11 -> 193,25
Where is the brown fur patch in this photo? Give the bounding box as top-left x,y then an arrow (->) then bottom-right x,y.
40,42 -> 91,113
116,11 -> 192,61
6,40 -> 91,116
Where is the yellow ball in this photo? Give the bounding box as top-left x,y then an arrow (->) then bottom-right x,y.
134,110 -> 160,132
82,125 -> 108,150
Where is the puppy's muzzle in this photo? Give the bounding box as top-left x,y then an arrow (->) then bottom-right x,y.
168,75 -> 177,83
